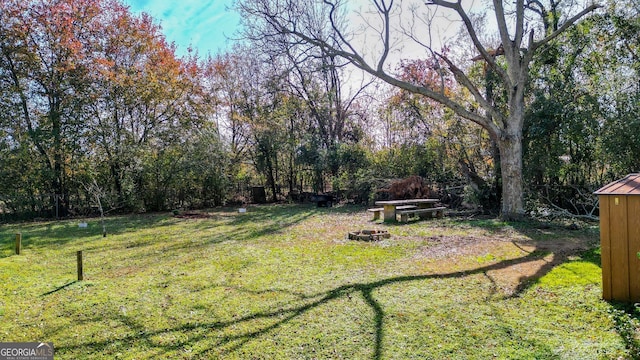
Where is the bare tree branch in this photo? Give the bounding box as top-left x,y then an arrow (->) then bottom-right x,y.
514,0 -> 525,50
436,52 -> 506,131
246,10 -> 491,130
372,0 -> 393,72
525,0 -> 545,16
427,0 -> 510,85
528,4 -> 602,59
492,0 -> 516,80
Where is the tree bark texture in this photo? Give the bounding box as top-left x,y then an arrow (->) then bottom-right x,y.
498,133 -> 525,219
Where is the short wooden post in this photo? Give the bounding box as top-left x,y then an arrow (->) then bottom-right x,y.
77,251 -> 84,281
15,233 -> 22,255
383,205 -> 396,222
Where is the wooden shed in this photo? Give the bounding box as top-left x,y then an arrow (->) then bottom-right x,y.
594,173 -> 640,302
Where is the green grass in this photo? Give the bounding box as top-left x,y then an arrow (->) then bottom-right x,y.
0,204 -> 636,359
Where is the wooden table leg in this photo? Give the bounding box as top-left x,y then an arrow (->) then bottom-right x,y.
418,204 -> 434,219
383,205 -> 396,222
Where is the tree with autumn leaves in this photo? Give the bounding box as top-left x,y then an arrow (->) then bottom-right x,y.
1,0 -> 103,215
383,57 -> 499,205
0,0 -> 214,215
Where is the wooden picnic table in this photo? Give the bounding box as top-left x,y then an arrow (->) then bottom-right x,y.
374,199 -> 439,222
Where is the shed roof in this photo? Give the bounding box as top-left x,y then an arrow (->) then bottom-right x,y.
595,173 -> 640,195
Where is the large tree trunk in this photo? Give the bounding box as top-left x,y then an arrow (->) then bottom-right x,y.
51,98 -> 69,217
498,133 -> 525,220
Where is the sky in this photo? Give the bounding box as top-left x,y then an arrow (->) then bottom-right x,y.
121,0 -> 241,57
119,0 -> 489,63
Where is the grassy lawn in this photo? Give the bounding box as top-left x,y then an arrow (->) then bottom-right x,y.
1,204 -> 638,359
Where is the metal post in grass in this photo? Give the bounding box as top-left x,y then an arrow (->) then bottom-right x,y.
15,233 -> 21,255
77,251 -> 84,281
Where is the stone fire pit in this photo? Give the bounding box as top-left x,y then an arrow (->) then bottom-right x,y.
348,229 -> 391,241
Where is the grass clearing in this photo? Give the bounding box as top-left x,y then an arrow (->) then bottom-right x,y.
0,204 -> 637,359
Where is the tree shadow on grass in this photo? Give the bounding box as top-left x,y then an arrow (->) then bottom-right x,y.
225,203 -> 365,226
503,241 -> 600,298
153,205 -> 320,254
55,249 -> 576,359
421,217 -> 600,298
0,214 -> 176,257
0,204 -> 370,259
40,281 -> 78,296
173,203 -> 370,246
0,205 -> 320,259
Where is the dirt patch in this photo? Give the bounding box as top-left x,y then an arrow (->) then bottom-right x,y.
489,235 -> 597,296
415,228 -> 599,296
421,235 -> 513,259
420,228 -> 596,260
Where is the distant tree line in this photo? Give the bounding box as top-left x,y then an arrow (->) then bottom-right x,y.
0,0 -> 637,220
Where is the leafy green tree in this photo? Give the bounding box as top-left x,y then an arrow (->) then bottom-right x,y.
524,20 -> 603,187
525,0 -> 639,189
85,2 -> 207,211
598,0 -> 640,178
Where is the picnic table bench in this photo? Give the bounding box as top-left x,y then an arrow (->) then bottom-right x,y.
396,206 -> 446,222
370,199 -> 444,222
310,194 -> 334,207
367,205 -> 417,220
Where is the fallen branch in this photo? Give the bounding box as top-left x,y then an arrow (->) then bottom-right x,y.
534,184 -> 600,221
546,202 -> 599,221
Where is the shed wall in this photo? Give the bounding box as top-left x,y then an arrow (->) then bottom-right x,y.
629,196 -> 640,301
600,194 -> 640,302
609,195 -> 629,301
599,195 -> 612,300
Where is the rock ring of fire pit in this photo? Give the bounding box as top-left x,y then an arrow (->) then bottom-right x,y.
348,230 -> 391,241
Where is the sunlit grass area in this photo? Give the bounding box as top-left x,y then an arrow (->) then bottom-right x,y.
0,204 -> 636,359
